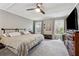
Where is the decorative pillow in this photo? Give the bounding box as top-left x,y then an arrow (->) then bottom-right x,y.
20,31 -> 30,35
20,31 -> 25,35
8,32 -> 21,37
29,31 -> 34,34
2,33 -> 10,37
2,34 -> 7,37
0,33 -> 10,41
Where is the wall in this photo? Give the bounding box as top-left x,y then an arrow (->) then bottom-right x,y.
0,9 -> 33,34
43,19 -> 54,35
76,5 -> 79,29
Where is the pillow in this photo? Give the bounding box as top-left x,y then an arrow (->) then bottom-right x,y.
29,31 -> 34,34
8,32 -> 21,37
20,31 -> 25,35
0,33 -> 10,41
20,31 -> 30,35
2,33 -> 10,37
2,34 -> 7,37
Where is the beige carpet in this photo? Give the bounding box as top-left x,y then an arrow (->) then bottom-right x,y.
28,39 -> 69,56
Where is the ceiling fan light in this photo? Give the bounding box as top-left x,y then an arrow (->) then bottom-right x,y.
38,4 -> 41,7
35,8 -> 41,12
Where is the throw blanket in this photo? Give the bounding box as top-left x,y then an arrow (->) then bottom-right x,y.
0,34 -> 44,56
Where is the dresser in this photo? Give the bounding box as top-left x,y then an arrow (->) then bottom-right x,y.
64,32 -> 79,56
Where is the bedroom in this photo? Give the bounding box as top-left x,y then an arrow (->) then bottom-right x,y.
0,3 -> 79,56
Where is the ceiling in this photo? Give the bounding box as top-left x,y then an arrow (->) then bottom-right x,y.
0,3 -> 77,20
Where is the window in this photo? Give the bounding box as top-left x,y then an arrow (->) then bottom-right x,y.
54,20 -> 64,35
35,21 -> 42,34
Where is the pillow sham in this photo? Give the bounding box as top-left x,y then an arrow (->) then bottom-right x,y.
20,31 -> 30,35
2,33 -> 10,37
8,32 -> 21,37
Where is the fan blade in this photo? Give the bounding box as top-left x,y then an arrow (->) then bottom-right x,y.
26,8 -> 35,11
40,9 -> 45,14
36,3 -> 43,7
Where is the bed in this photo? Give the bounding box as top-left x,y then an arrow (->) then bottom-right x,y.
0,28 -> 69,56
0,28 -> 44,56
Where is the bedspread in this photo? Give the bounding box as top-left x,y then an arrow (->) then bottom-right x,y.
0,34 -> 44,56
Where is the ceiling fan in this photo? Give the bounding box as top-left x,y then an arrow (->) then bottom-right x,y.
26,3 -> 45,14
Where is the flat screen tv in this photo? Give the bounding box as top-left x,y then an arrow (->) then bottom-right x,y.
66,8 -> 78,30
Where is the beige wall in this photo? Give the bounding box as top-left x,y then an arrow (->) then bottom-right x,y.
43,19 -> 54,35
0,9 -> 33,34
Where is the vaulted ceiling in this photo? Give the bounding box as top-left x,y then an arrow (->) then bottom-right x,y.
0,3 -> 77,20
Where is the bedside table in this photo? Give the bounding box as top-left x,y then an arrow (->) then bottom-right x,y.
44,35 -> 52,39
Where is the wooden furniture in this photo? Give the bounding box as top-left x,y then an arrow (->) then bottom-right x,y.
74,32 -> 79,56
44,35 -> 52,39
1,28 -> 26,34
0,43 -> 5,49
64,31 -> 79,56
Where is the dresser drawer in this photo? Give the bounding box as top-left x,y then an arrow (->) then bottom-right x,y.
75,33 -> 79,36
75,48 -> 79,56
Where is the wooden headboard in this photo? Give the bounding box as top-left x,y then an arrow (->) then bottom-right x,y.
1,28 -> 26,34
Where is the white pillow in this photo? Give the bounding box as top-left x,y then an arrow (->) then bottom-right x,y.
8,32 -> 21,37
2,34 -> 7,37
2,33 -> 10,37
21,31 -> 30,35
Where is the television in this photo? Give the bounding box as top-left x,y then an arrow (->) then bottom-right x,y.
66,7 -> 78,30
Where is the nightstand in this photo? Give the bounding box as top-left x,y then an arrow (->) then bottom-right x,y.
44,35 -> 52,39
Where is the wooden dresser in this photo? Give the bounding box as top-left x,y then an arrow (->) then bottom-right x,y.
64,32 -> 79,56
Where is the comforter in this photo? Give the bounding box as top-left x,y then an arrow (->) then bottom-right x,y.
0,34 -> 44,56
